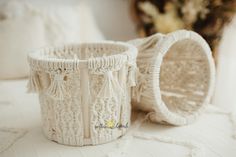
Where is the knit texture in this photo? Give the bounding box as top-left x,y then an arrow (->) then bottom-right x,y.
27,42 -> 137,146
129,30 -> 215,125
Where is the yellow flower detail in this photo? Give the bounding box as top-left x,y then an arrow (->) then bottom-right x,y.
106,119 -> 116,128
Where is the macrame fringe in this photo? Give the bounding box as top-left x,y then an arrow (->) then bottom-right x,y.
132,71 -> 146,102
47,73 -> 67,100
97,71 -> 123,104
27,70 -> 41,93
128,65 -> 138,87
128,33 -> 162,52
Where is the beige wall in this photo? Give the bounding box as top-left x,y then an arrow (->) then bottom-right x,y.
82,0 -> 137,41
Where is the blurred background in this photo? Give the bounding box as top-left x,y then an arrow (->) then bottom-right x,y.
1,0 -> 236,112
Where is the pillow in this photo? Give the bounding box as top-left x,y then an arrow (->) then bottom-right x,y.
38,3 -> 105,44
0,1 -> 104,79
0,1 -> 47,79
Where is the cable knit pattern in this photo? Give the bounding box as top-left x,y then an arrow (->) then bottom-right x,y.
128,30 -> 215,125
27,42 -> 137,146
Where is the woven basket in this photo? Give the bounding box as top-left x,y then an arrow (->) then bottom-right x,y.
27,42 -> 138,146
129,30 -> 215,125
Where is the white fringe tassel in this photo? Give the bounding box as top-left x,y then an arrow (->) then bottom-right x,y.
47,73 -> 67,100
128,65 -> 138,87
27,70 -> 41,93
96,71 -> 124,105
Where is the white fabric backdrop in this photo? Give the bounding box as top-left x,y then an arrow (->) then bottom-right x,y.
212,16 -> 236,113
0,0 -> 137,41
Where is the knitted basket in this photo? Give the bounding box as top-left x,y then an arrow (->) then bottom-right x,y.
129,30 -> 215,125
27,42 -> 138,146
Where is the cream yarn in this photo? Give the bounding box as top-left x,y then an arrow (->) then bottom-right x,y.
27,41 -> 138,146
27,30 -> 215,147
129,30 -> 215,125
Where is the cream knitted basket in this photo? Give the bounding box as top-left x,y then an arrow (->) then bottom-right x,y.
129,30 -> 215,125
27,42 -> 138,146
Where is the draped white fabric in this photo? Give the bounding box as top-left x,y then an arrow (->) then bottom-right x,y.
213,16 -> 236,113
0,80 -> 236,157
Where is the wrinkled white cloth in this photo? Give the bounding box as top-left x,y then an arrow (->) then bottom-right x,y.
0,128 -> 27,153
0,80 -> 236,157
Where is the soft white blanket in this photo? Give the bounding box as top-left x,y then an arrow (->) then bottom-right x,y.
0,79 -> 235,157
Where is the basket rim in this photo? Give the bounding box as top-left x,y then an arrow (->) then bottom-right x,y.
27,41 -> 137,70
151,30 -> 216,125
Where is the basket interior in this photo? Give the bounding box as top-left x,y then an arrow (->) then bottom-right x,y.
40,43 -> 128,60
160,39 -> 210,117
